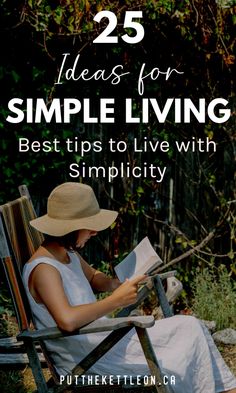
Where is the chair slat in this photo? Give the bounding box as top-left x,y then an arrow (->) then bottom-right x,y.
0,215 -> 10,258
1,196 -> 44,271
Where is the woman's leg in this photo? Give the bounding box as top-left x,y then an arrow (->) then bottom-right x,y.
147,315 -> 217,393
147,315 -> 236,393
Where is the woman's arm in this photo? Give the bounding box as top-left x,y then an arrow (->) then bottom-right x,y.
79,253 -> 121,292
30,262 -> 145,332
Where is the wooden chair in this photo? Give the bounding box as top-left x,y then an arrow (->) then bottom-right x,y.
0,186 -> 174,393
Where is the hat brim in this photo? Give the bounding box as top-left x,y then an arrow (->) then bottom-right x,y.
30,209 -> 118,236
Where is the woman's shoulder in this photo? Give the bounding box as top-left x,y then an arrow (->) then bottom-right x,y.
27,243 -> 71,264
24,245 -> 80,281
27,246 -> 50,263
24,246 -> 63,275
24,255 -> 58,275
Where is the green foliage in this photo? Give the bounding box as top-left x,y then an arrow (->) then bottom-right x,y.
16,0 -> 236,68
192,265 -> 236,329
97,260 -> 111,276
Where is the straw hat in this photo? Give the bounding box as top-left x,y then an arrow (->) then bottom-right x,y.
30,182 -> 118,236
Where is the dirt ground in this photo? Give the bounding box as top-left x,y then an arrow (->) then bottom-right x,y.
219,344 -> 236,375
0,343 -> 234,393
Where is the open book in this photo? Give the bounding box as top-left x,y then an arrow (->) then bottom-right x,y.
114,237 -> 163,282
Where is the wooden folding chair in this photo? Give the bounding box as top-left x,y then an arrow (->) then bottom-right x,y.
0,186 -> 173,393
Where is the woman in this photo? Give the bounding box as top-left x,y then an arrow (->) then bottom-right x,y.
23,182 -> 236,393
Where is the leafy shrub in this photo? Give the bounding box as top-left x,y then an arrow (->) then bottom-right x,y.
192,265 -> 236,330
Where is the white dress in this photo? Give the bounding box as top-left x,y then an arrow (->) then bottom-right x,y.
23,251 -> 236,393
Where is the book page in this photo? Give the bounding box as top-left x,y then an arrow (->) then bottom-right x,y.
114,237 -> 162,282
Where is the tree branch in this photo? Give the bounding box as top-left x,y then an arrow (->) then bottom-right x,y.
144,204 -> 232,272
156,230 -> 215,272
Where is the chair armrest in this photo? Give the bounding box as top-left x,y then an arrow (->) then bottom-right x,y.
17,316 -> 155,342
147,270 -> 177,281
139,270 -> 177,287
158,270 -> 177,279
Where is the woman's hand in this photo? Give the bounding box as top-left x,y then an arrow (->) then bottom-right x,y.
110,275 -> 147,308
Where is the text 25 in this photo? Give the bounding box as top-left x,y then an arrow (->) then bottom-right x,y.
93,11 -> 144,44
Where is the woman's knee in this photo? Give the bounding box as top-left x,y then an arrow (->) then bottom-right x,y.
175,315 -> 205,338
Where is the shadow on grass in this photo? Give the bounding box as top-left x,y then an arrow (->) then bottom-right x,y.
0,370 -> 30,393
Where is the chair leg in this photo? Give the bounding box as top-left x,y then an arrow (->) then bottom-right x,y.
25,341 -> 49,393
153,276 -> 173,318
135,327 -> 173,393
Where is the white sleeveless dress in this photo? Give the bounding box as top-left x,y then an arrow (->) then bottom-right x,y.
23,251 -> 236,393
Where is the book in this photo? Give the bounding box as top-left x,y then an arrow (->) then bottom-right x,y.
114,237 -> 163,282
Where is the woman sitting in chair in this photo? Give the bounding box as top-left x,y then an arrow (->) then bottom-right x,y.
23,182 -> 236,393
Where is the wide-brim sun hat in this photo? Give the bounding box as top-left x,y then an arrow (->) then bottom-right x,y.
30,182 -> 118,236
